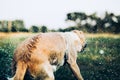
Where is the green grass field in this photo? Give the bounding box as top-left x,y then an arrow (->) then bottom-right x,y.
0,33 -> 120,80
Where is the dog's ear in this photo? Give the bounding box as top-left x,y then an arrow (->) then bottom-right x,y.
72,30 -> 86,47
79,31 -> 83,34
72,30 -> 83,35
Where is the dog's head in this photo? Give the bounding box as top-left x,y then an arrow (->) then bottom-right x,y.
72,30 -> 87,52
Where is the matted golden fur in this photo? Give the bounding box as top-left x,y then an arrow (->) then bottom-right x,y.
9,30 -> 86,80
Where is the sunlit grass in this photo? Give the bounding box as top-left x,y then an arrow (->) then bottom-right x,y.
0,32 -> 34,39
85,33 -> 120,38
0,32 -> 120,38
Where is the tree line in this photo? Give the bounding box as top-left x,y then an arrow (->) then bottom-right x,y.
64,12 -> 120,33
0,20 -> 48,33
0,12 -> 120,33
0,20 -> 27,32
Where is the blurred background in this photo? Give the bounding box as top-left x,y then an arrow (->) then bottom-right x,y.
0,0 -> 120,80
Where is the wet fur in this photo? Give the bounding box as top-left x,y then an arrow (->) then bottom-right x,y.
12,35 -> 40,76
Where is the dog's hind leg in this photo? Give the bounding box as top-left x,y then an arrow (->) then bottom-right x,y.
13,61 -> 27,80
40,62 -> 55,80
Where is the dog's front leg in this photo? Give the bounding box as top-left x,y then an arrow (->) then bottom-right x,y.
67,60 -> 83,80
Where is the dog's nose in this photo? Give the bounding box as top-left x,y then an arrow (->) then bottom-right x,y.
80,43 -> 87,53
84,43 -> 87,48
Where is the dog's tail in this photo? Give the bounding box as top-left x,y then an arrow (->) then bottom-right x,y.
11,59 -> 27,80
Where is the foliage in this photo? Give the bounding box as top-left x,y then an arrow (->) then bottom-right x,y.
0,12 -> 120,33
29,25 -> 40,33
29,25 -> 48,33
0,36 -> 28,78
58,26 -> 79,32
0,20 -> 28,32
66,12 -> 120,33
0,34 -> 120,80
40,26 -> 48,33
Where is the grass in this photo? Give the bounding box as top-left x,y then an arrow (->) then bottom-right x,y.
78,38 -> 120,80
0,32 -> 120,80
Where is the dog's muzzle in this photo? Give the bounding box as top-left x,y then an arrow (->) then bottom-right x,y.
81,43 -> 87,52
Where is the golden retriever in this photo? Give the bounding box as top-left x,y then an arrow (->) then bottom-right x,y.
9,30 -> 86,80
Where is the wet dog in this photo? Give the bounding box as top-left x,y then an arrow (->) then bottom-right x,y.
9,30 -> 86,80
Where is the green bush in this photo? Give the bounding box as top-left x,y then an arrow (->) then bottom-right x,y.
0,37 -> 27,79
